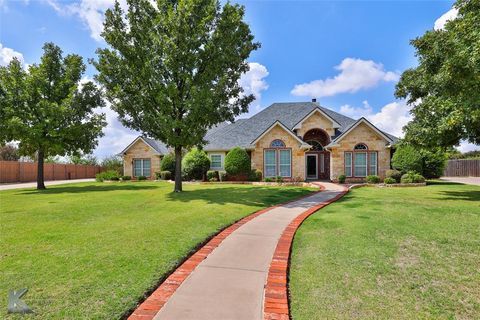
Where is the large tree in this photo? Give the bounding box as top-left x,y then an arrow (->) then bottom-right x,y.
395,0 -> 480,149
0,43 -> 106,189
95,0 -> 260,192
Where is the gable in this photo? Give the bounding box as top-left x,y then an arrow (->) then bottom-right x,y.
252,122 -> 310,149
328,120 -> 392,148
295,110 -> 337,137
121,137 -> 162,155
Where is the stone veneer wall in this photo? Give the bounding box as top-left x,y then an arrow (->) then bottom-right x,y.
329,122 -> 391,182
251,124 -> 306,180
296,111 -> 336,138
123,139 -> 162,179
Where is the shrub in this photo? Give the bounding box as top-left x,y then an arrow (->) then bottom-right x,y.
275,176 -> 283,183
248,169 -> 262,181
384,177 -> 396,184
207,170 -> 219,181
101,156 -> 123,175
219,171 -> 227,181
182,148 -> 210,180
264,177 -> 273,182
160,171 -> 172,180
95,170 -> 121,182
121,175 -> 131,181
137,175 -> 147,181
160,153 -> 176,176
392,145 -> 423,174
224,147 -> 251,176
401,171 -> 425,184
209,177 -> 218,182
386,169 -> 402,182
423,150 -> 447,179
338,174 -> 346,183
366,175 -> 381,184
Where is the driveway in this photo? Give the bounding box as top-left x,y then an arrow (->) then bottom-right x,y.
0,178 -> 95,191
440,177 -> 480,186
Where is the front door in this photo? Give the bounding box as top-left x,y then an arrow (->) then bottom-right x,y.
306,154 -> 318,179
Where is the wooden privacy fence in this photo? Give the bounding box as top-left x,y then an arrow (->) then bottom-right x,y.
0,161 -> 104,183
443,159 -> 480,177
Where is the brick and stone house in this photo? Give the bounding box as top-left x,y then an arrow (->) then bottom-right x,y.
120,101 -> 397,182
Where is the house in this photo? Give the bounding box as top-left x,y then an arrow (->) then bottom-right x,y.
120,101 -> 397,182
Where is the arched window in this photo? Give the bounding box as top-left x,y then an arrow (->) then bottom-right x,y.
354,143 -> 368,150
306,140 -> 323,151
270,139 -> 285,148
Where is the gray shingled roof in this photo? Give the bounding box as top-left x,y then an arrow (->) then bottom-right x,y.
127,102 -> 398,154
204,102 -> 362,151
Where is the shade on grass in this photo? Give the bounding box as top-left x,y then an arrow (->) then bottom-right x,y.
290,181 -> 480,319
0,181 -> 313,319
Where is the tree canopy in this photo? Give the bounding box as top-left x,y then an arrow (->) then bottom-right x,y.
94,0 -> 260,191
0,43 -> 106,189
395,0 -> 480,149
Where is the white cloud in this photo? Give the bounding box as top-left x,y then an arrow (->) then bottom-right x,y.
291,58 -> 399,98
434,8 -> 458,30
238,62 -> 269,118
0,43 -> 24,66
339,100 -> 412,137
457,141 -> 479,153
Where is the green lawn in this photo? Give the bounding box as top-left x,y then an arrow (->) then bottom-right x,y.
0,181 -> 312,319
290,182 -> 480,319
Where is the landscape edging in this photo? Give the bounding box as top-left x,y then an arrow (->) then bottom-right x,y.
127,186 -> 325,320
263,185 -> 349,320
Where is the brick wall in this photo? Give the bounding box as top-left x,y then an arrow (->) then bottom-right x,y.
123,139 -> 162,178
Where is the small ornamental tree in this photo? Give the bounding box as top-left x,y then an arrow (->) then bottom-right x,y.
182,148 -> 210,180
95,0 -> 260,192
392,144 -> 424,174
224,147 -> 250,177
0,43 -> 106,189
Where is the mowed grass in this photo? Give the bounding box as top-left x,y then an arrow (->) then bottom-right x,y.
0,181 -> 313,319
289,181 -> 480,319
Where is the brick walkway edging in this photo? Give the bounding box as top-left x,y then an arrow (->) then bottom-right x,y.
128,186 -> 325,320
263,186 -> 349,320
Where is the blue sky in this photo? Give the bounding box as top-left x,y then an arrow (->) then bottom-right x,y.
2,0 -> 475,158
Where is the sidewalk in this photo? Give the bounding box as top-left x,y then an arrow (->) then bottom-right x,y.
129,182 -> 347,320
0,178 -> 95,191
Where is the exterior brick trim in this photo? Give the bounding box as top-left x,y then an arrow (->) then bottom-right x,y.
127,186 -> 325,320
263,185 -> 349,320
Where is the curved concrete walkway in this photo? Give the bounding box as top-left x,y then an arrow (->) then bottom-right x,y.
133,182 -> 346,320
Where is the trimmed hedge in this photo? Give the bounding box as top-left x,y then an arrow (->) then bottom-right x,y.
121,175 -> 131,181
338,174 -> 346,183
224,147 -> 251,176
386,169 -> 402,182
95,170 -> 121,182
182,148 -> 210,180
248,169 -> 262,182
160,153 -> 176,176
400,171 -> 425,184
366,175 -> 381,184
137,175 -> 147,181
384,177 -> 396,184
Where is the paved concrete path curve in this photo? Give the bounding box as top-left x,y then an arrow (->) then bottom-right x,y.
152,182 -> 346,320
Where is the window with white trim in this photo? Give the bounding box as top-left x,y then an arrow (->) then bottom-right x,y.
354,152 -> 367,177
210,154 -> 223,169
133,159 -> 151,177
279,149 -> 291,177
264,150 -> 277,177
369,152 -> 377,176
345,152 -> 352,177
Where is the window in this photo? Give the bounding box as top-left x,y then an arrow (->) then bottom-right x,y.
354,143 -> 368,150
345,152 -> 352,177
369,152 -> 377,175
133,159 -> 151,177
270,139 -> 285,148
354,152 -> 367,177
279,149 -> 291,177
264,150 -> 277,177
210,154 -> 222,169
306,140 -> 323,151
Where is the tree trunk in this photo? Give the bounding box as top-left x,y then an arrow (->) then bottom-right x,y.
174,146 -> 182,192
37,149 -> 46,190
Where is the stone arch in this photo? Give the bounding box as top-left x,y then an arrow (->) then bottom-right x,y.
303,128 -> 330,147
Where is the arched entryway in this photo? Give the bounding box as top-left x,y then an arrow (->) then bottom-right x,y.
303,129 -> 330,180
